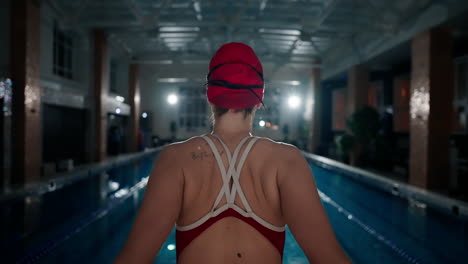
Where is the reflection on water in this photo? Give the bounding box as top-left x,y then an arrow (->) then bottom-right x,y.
407,199 -> 428,247
23,196 -> 42,237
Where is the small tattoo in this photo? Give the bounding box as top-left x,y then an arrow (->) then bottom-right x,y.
191,150 -> 224,160
191,151 -> 210,160
237,253 -> 242,258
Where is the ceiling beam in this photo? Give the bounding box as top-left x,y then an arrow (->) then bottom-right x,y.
192,0 -> 203,21
302,0 -> 340,28
350,35 -> 363,63
131,51 -> 317,60
80,19 -> 306,30
286,39 -> 302,56
70,0 -> 92,24
208,0 -> 229,23
123,0 -> 145,24
131,58 -> 320,67
308,37 -> 322,55
259,0 -> 268,14
231,0 -> 254,23
109,33 -> 133,55
317,0 -> 340,26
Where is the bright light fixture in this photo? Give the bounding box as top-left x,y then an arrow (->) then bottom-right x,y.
115,95 -> 125,102
158,78 -> 188,83
167,94 -> 178,105
108,181 -> 120,192
259,120 -> 266,127
159,26 -> 200,32
288,96 -> 301,109
159,33 -> 198,38
193,1 -> 201,13
142,112 -> 148,118
115,107 -> 121,114
258,28 -> 301,35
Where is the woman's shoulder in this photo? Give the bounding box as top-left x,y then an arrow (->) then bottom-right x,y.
161,135 -> 205,152
246,137 -> 302,166
253,136 -> 300,153
155,136 -> 206,165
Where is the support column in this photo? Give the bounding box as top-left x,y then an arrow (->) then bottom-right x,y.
308,67 -> 322,153
347,64 -> 369,117
93,30 -> 109,162
410,28 -> 453,189
128,63 -> 140,152
10,0 -> 41,185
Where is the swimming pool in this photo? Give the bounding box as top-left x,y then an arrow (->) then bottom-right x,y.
2,151 -> 467,263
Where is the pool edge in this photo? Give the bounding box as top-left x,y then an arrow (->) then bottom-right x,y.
302,151 -> 468,220
0,147 -> 163,203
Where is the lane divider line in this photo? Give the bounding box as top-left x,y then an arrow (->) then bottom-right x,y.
318,190 -> 423,264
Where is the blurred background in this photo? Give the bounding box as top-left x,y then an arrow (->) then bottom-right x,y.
1,0 -> 468,263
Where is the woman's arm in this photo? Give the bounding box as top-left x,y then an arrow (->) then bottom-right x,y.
278,145 -> 351,264
114,145 -> 184,264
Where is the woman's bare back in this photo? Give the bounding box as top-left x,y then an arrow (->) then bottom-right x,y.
176,134 -> 285,263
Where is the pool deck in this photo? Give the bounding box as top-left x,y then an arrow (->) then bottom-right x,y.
303,151 -> 468,220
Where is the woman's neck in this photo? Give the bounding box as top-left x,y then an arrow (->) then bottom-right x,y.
212,112 -> 253,137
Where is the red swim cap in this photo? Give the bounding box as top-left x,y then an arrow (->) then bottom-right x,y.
206,42 -> 264,109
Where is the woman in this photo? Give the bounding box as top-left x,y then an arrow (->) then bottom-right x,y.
115,43 -> 351,264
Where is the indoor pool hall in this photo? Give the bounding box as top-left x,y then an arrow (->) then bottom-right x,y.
1,0 -> 468,263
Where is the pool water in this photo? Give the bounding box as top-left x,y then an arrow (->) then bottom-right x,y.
2,154 -> 467,263
313,165 -> 467,264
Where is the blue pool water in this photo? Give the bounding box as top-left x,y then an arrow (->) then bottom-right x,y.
2,153 -> 467,263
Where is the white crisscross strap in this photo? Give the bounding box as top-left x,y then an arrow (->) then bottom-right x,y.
176,135 -> 285,232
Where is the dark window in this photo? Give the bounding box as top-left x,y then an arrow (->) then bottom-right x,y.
53,21 -> 74,79
454,59 -> 468,132
42,105 -> 86,165
455,60 -> 467,102
110,60 -> 118,93
179,87 -> 208,132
